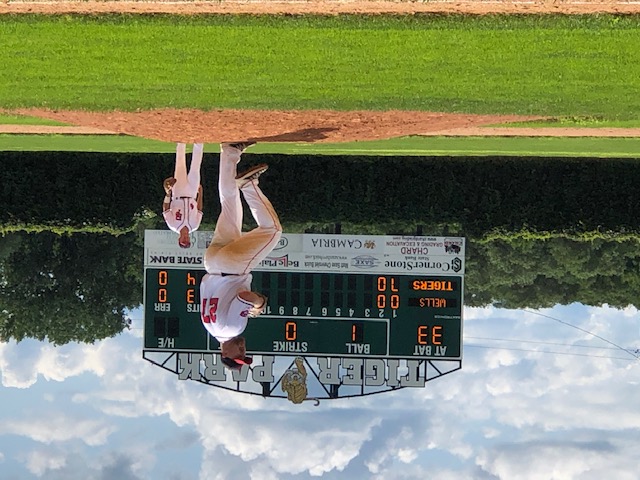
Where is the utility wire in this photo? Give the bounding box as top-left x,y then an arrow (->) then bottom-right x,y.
465,335 -> 630,351
467,309 -> 639,361
465,344 -> 635,361
523,308 -> 639,361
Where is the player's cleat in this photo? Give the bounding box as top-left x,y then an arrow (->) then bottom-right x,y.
222,141 -> 256,154
236,163 -> 268,188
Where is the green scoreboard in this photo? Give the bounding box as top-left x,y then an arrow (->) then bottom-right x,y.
144,231 -> 465,360
145,268 -> 462,358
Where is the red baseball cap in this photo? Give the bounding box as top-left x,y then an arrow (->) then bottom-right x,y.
221,356 -> 253,370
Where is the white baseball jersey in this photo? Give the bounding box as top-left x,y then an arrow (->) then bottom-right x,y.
200,273 -> 253,342
163,197 -> 203,233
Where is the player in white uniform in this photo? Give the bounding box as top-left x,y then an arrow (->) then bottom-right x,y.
163,143 -> 204,248
200,141 -> 282,370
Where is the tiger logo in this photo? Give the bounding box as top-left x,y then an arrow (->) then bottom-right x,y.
281,357 -> 309,404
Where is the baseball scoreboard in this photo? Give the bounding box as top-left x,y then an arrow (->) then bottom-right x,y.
144,231 -> 465,360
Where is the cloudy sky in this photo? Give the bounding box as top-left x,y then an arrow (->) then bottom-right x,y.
1,303 -> 638,480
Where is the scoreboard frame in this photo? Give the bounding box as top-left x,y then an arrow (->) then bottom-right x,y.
143,232 -> 465,361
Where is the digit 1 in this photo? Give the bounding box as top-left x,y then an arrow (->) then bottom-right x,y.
351,322 -> 363,343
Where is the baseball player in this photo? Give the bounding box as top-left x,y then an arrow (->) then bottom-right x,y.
163,143 -> 204,248
200,141 -> 282,370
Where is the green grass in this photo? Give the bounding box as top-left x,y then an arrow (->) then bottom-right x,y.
264,136 -> 640,158
0,134 -> 174,152
494,116 -> 640,128
3,133 -> 640,158
1,14 -> 640,119
0,114 -> 69,126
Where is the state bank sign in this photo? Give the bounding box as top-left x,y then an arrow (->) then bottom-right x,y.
143,231 -> 465,404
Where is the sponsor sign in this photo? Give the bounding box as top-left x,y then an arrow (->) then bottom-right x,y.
144,231 -> 465,274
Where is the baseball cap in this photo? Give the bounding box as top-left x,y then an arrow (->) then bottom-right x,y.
221,356 -> 253,370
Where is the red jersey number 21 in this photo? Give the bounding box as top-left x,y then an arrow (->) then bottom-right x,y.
201,297 -> 219,323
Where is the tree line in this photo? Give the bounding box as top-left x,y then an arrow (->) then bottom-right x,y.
1,151 -> 639,344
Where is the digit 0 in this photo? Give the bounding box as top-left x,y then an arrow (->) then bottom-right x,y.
390,294 -> 400,309
285,321 -> 297,341
158,271 -> 168,302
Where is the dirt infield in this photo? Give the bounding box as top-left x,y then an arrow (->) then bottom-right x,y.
5,108 -> 547,143
2,1 -> 640,16
4,109 -> 640,142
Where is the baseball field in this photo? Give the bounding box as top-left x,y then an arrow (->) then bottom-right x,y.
1,1 -> 640,157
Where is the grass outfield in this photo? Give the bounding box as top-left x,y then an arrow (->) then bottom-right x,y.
1,14 -> 639,119
0,134 -> 172,152
3,133 -> 640,158
496,117 -> 640,128
0,114 -> 69,126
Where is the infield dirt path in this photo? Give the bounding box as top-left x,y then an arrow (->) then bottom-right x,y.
2,1 -> 640,15
4,108 -> 552,143
4,109 -> 640,143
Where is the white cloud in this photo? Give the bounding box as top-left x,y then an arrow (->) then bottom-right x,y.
370,464 -> 477,480
249,463 -> 279,480
195,410 -> 376,477
467,339 -> 640,433
477,437 -> 640,480
483,428 -> 500,439
0,415 -> 116,446
0,340 -> 43,388
22,449 -> 66,477
0,337 -> 128,389
397,448 -> 417,463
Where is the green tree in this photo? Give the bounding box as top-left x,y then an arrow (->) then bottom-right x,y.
465,237 -> 640,308
0,232 -> 143,344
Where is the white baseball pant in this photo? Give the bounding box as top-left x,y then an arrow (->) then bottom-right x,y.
171,143 -> 203,198
204,145 -> 282,275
